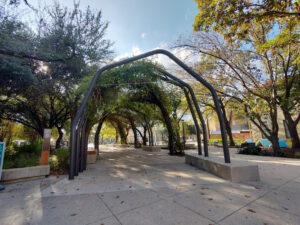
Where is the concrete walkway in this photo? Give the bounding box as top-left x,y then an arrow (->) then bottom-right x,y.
1,146 -> 300,225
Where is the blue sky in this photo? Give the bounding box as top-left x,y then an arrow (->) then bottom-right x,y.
72,0 -> 198,55
27,0 -> 198,57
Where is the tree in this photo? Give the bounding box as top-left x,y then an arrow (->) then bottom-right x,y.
176,33 -> 282,154
0,2 -> 113,149
190,56 -> 239,146
86,60 -> 184,154
192,0 -> 300,151
174,1 -> 299,153
193,0 -> 299,42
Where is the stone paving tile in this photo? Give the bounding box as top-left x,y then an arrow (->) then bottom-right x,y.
173,184 -> 253,222
116,199 -> 214,225
30,194 -> 113,225
209,182 -> 269,200
0,176 -> 64,224
0,213 -> 31,225
151,184 -> 199,198
1,146 -> 300,225
0,194 -> 35,221
99,189 -> 161,215
277,178 -> 300,195
86,216 -> 121,225
254,189 -> 300,216
219,202 -> 300,225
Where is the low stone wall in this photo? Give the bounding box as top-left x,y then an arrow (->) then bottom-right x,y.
184,144 -> 196,149
113,144 -> 130,148
142,146 -> 161,152
1,165 -> 50,181
185,153 -> 260,183
160,145 -> 169,149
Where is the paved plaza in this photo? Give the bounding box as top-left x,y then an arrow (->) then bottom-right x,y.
1,146 -> 300,225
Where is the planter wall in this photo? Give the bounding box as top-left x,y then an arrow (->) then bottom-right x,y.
142,146 -> 161,152
1,165 -> 50,181
113,144 -> 130,148
184,144 -> 196,150
87,151 -> 97,164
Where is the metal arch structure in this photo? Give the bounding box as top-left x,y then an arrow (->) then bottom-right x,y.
161,77 -> 203,154
156,73 -> 204,155
94,73 -> 206,156
159,70 -> 209,157
69,49 -> 230,180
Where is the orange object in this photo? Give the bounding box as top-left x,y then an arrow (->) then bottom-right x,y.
41,151 -> 49,165
87,151 -> 96,155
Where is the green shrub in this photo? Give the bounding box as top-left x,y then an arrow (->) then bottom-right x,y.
208,139 -> 222,146
277,149 -> 285,157
3,141 -> 42,169
49,147 -> 69,172
238,146 -> 261,155
14,141 -> 42,154
234,139 -> 245,146
286,140 -> 292,148
208,139 -> 245,146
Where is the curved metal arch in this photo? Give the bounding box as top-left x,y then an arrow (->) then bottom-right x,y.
69,49 -> 230,180
92,72 -> 208,158
159,70 -> 209,157
158,75 -> 203,155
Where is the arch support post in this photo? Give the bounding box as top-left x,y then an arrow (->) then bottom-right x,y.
183,88 -> 202,155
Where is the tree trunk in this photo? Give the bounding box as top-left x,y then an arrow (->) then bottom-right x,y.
128,117 -> 139,148
55,126 -> 64,149
206,118 -> 211,139
143,126 -> 147,146
152,94 -> 176,154
136,128 -> 145,146
270,134 -> 280,156
245,104 -> 280,156
115,129 -> 119,143
149,126 -> 154,146
94,116 -> 107,155
281,109 -> 300,150
117,123 -> 128,144
219,100 -> 235,146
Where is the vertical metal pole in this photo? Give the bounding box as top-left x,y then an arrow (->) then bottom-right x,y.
188,89 -> 209,157
83,124 -> 88,171
75,119 -> 83,176
161,71 -> 208,156
74,129 -> 80,176
182,121 -> 186,146
69,123 -> 77,179
80,121 -> 86,172
183,88 -> 202,155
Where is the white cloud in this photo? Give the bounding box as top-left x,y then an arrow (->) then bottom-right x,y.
113,44 -> 199,79
132,46 -> 142,55
141,32 -> 147,39
113,46 -> 143,61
